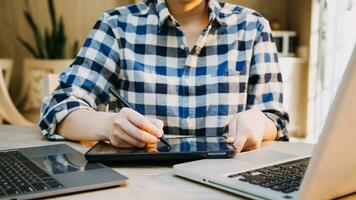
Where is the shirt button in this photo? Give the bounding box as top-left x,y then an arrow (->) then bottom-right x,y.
180,44 -> 185,49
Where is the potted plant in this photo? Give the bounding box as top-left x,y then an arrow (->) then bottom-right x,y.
17,0 -> 79,118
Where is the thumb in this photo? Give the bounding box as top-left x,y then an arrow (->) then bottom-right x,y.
227,116 -> 237,143
233,131 -> 248,153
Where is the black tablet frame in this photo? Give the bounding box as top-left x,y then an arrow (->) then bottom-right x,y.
85,136 -> 236,163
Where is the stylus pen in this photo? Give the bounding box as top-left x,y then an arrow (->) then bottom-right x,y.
109,87 -> 172,148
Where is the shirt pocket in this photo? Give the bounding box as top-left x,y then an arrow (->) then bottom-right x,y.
207,59 -> 242,94
204,60 -> 242,118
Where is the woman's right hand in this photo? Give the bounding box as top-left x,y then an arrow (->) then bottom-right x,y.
107,107 -> 164,148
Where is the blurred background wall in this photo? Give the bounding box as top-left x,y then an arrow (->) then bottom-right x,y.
0,0 -> 131,100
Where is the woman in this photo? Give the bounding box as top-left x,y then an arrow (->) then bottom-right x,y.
40,0 -> 289,153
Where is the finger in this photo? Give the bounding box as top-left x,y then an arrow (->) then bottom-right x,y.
243,143 -> 259,152
227,116 -> 237,143
233,131 -> 248,153
145,143 -> 157,148
109,135 -> 134,148
145,146 -> 159,153
115,142 -> 132,149
116,129 -> 146,148
243,139 -> 262,151
147,118 -> 164,137
147,118 -> 164,129
116,117 -> 159,143
125,109 -> 161,138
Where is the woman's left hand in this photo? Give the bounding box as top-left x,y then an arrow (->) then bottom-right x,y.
227,108 -> 276,153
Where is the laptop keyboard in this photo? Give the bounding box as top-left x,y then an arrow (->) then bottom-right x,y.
228,157 -> 310,194
0,150 -> 63,197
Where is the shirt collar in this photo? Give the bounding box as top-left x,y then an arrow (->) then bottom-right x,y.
154,0 -> 171,27
148,0 -> 229,30
207,0 -> 228,26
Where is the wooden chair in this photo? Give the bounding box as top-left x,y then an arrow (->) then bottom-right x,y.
17,59 -> 72,110
0,59 -> 12,88
0,59 -> 33,126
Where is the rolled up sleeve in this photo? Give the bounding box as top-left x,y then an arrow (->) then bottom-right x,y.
246,17 -> 290,141
39,12 -> 120,140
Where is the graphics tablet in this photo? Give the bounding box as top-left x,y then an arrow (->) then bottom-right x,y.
85,136 -> 236,163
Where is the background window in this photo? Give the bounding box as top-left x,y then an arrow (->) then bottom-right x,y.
307,0 -> 356,139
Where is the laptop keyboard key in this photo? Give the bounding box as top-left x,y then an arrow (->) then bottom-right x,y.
19,186 -> 34,193
5,188 -> 21,195
33,183 -> 49,191
271,184 -> 289,191
229,158 -> 310,194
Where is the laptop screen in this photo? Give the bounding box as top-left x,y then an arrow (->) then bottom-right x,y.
31,152 -> 102,174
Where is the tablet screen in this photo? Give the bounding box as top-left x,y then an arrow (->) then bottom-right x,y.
89,136 -> 230,154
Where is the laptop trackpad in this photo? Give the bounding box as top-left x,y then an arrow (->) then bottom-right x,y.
236,150 -> 297,166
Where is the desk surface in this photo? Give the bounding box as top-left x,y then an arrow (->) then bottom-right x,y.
0,125 -> 353,200
0,125 -> 244,200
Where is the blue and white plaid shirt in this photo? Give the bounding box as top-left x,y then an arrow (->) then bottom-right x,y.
39,0 -> 289,141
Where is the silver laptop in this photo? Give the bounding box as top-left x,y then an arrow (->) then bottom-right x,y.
0,144 -> 127,200
174,46 -> 356,200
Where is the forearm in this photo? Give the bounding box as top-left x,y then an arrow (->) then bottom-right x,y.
57,109 -> 115,141
262,117 -> 278,141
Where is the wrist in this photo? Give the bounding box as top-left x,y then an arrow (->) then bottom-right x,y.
262,116 -> 278,141
95,112 -> 117,141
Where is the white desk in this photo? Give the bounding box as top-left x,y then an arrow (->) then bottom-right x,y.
1,125 -> 354,200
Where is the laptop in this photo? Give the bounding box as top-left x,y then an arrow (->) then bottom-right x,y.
0,144 -> 127,200
173,46 -> 356,200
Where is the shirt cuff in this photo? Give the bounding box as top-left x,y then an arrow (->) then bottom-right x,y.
39,98 -> 94,141
264,112 -> 289,141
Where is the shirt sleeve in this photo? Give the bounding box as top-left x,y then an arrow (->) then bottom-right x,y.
39,12 -> 120,140
246,17 -> 290,141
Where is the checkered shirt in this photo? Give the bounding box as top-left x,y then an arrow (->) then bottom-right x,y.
39,0 -> 289,141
